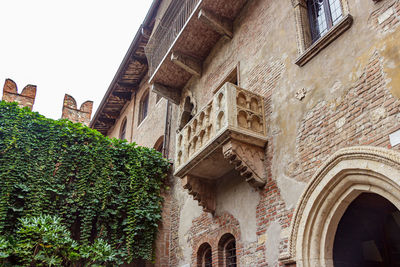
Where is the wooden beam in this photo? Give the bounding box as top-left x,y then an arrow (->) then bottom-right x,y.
112,91 -> 132,101
117,82 -> 136,89
131,56 -> 147,65
170,51 -> 202,77
198,9 -> 233,39
151,83 -> 181,105
104,111 -> 121,119
141,27 -> 151,39
98,117 -> 116,125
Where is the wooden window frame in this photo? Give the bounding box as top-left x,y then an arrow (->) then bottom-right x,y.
291,0 -> 352,66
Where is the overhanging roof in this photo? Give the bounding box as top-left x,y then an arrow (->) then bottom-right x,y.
90,0 -> 161,134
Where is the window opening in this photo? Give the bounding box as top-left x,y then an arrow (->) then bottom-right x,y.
197,243 -> 213,267
225,239 -> 237,267
154,136 -> 164,154
119,118 -> 127,140
308,0 -> 343,43
213,65 -> 239,94
204,247 -> 212,267
139,91 -> 149,124
218,234 -> 237,267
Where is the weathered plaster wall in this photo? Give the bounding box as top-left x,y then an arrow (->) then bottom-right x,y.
166,0 -> 400,266
107,80 -> 167,149
215,171 -> 259,244
99,0 -> 400,265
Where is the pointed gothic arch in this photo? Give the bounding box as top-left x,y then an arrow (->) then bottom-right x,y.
281,146 -> 400,267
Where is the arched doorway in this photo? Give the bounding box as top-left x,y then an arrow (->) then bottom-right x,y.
282,146 -> 400,267
333,193 -> 400,267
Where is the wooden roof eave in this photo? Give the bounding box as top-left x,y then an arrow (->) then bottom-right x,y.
90,0 -> 161,134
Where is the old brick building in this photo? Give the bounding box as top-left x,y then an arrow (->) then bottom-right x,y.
91,0 -> 400,266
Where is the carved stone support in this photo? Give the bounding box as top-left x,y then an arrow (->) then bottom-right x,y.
222,139 -> 266,188
182,175 -> 216,213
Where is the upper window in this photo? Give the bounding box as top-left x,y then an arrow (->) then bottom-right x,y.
292,0 -> 352,66
308,0 -> 343,43
119,117 -> 127,140
138,91 -> 149,125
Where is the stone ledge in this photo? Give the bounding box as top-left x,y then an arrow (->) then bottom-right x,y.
295,14 -> 353,67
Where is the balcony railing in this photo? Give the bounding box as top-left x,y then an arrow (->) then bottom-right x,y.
145,0 -> 201,78
174,83 -> 267,177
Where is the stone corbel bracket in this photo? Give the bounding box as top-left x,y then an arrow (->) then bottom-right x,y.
178,132 -> 267,213
180,138 -> 266,213
182,175 -> 216,213
222,139 -> 266,187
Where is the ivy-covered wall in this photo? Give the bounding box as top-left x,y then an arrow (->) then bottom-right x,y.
0,101 -> 170,262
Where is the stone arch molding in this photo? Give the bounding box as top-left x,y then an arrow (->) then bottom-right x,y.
280,146 -> 400,267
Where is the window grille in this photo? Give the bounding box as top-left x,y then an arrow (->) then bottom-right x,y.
225,239 -> 237,267
204,247 -> 212,267
197,243 -> 213,267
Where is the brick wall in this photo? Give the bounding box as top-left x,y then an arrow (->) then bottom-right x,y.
294,51 -> 400,182
138,0 -> 400,266
187,212 -> 242,266
2,79 -> 37,110
61,94 -> 93,125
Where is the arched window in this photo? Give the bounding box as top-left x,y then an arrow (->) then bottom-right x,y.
307,0 -> 343,43
154,135 -> 164,153
119,117 -> 127,140
197,243 -> 212,267
139,91 -> 149,125
218,233 -> 237,267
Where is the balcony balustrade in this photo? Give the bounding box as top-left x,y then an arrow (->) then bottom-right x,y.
146,0 -> 248,103
145,0 -> 201,79
174,83 -> 268,213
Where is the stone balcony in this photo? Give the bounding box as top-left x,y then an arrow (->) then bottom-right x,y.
174,83 -> 268,213
146,0 -> 247,104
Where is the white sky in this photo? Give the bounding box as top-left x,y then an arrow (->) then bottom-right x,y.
0,0 -> 153,119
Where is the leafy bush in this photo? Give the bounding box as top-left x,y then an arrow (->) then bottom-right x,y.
0,101 -> 170,263
0,215 -> 118,266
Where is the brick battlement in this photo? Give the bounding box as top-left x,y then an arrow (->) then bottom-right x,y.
2,79 -> 37,110
61,94 -> 93,126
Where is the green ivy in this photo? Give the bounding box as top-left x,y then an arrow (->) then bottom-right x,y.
0,101 -> 170,263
